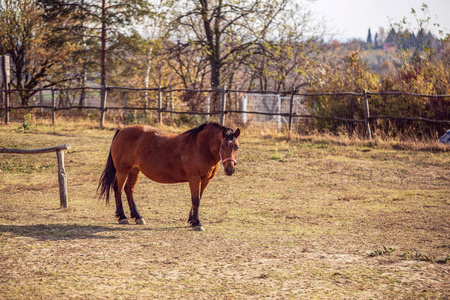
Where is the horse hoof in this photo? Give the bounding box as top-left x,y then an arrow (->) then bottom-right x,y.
118,218 -> 129,225
136,218 -> 146,225
193,226 -> 205,231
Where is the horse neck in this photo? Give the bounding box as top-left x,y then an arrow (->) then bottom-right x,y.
197,125 -> 222,163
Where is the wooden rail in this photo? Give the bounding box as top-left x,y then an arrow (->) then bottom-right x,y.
0,144 -> 71,208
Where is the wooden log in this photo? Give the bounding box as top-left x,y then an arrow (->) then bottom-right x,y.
0,144 -> 71,154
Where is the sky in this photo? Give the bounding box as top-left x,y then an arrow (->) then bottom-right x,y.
305,0 -> 450,41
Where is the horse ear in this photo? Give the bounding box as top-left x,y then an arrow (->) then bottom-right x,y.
234,128 -> 240,138
222,128 -> 229,137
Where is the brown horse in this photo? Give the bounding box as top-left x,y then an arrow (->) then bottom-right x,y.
98,122 -> 240,231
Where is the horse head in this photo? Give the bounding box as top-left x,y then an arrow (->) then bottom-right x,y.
220,127 -> 240,176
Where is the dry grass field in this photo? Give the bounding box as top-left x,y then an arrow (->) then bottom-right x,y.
0,120 -> 449,299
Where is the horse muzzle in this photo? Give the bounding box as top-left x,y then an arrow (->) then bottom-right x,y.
221,155 -> 237,176
224,165 -> 235,176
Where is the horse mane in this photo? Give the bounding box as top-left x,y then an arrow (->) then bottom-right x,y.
183,122 -> 233,141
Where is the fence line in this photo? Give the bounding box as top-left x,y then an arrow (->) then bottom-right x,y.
367,91 -> 450,98
1,85 -> 450,138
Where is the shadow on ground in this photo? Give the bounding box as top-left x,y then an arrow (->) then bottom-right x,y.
0,224 -> 187,241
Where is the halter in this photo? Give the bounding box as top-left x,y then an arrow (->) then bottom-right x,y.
220,149 -> 237,165
219,138 -> 237,165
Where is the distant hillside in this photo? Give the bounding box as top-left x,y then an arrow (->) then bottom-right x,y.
326,27 -> 441,76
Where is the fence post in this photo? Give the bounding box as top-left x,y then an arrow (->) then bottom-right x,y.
1,55 -> 10,125
100,85 -> 107,128
39,82 -> 44,113
169,86 -> 173,120
123,91 -> 128,116
288,88 -> 295,132
4,83 -> 8,125
363,89 -> 372,139
56,149 -> 69,208
51,87 -> 56,124
158,85 -> 162,124
206,94 -> 210,122
220,86 -> 227,125
277,94 -> 282,130
242,94 -> 248,124
2,83 -> 8,125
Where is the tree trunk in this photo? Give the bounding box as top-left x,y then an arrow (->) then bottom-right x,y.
100,0 -> 107,100
79,0 -> 87,108
100,0 -> 107,127
199,0 -> 222,109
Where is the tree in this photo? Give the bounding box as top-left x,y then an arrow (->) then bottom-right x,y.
168,0 -> 292,90
385,28 -> 397,44
164,0 -> 326,111
388,4 -> 440,63
241,3 -> 325,92
37,0 -> 152,107
367,28 -> 372,45
0,0 -> 74,105
377,27 -> 386,45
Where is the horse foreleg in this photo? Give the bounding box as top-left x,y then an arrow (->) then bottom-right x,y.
200,179 -> 210,198
124,167 -> 146,225
188,176 -> 204,231
115,172 -> 129,224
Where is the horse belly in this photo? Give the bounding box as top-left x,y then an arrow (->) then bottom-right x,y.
138,161 -> 187,184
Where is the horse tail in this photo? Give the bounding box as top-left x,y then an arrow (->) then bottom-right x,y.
97,130 -> 120,204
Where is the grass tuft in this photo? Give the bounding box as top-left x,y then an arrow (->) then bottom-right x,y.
369,246 -> 396,257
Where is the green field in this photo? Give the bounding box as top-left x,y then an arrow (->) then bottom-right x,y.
0,121 -> 449,299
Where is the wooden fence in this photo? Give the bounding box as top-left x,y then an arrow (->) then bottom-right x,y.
0,144 -> 71,208
1,85 -> 450,139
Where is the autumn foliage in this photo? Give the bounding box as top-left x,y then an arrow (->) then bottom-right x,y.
0,1 -> 448,138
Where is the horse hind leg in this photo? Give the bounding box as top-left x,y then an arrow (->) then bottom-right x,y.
115,171 -> 130,224
124,167 -> 146,225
